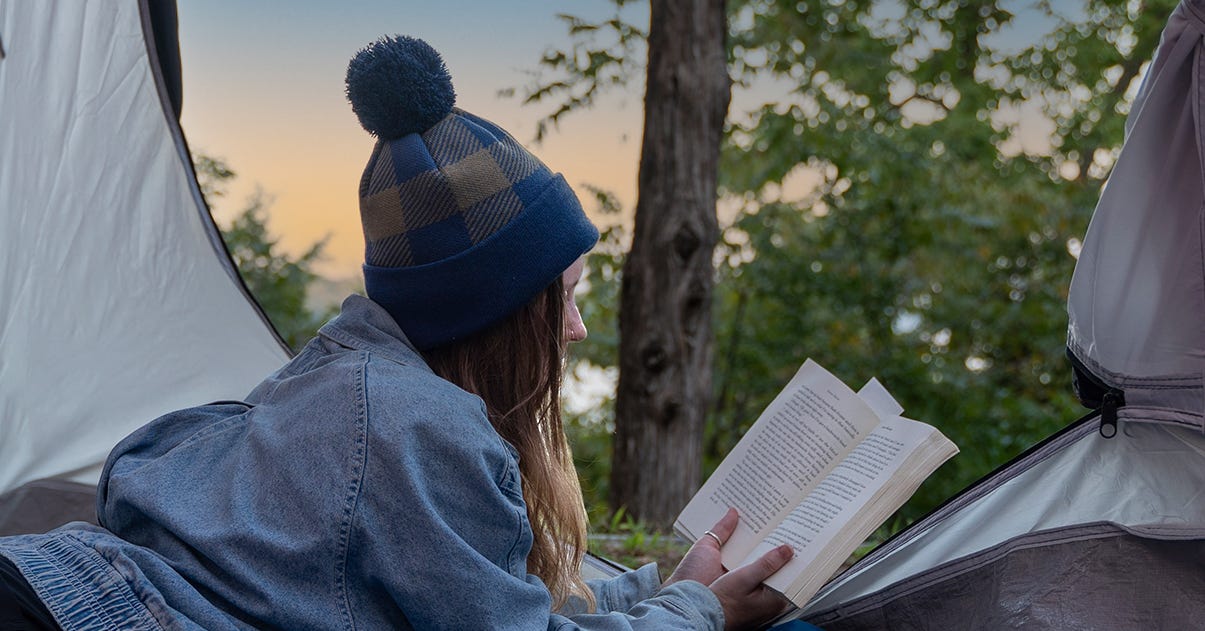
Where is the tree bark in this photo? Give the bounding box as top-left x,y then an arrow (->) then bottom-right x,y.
609,0 -> 730,528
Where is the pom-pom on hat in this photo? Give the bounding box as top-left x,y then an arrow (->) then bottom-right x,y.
346,36 -> 598,350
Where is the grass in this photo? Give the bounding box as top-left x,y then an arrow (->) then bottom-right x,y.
587,508 -> 690,571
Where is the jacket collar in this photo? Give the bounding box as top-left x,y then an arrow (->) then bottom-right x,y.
317,294 -> 425,368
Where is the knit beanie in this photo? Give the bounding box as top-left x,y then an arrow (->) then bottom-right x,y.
346,36 -> 599,350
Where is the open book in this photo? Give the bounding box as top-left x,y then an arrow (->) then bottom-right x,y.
674,359 -> 958,609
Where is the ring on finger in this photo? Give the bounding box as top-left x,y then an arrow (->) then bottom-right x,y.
702,530 -> 725,546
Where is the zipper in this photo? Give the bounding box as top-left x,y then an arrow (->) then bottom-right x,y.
807,406 -> 1104,613
1066,349 -> 1126,438
1099,390 -> 1122,438
807,351 -> 1127,615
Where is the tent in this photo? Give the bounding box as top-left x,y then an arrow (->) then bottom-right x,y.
0,0 -> 290,532
796,0 -> 1205,627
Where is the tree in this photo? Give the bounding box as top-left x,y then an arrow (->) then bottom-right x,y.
194,154 -> 335,352
708,0 -> 1174,520
606,0 -> 731,527
523,0 -> 1175,529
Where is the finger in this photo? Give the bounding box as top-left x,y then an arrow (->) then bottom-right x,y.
726,544 -> 794,591
708,507 -> 739,543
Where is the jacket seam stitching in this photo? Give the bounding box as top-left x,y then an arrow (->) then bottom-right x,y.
500,446 -> 527,575
321,325 -> 412,368
333,351 -> 370,630
171,406 -> 252,452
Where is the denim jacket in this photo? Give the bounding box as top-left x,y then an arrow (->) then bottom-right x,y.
0,295 -> 723,630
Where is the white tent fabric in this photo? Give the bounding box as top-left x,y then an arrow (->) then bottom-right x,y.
1066,0 -> 1205,410
0,1 -> 290,494
803,420 -> 1205,618
799,1 -> 1205,626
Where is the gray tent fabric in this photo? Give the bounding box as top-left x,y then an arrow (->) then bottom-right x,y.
0,0 -> 290,499
1066,0 -> 1205,398
0,479 -> 97,537
809,524 -> 1205,630
802,419 -> 1205,627
796,0 -> 1205,627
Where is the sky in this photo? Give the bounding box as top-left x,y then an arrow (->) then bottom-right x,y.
177,1 -> 645,279
176,1 -> 1077,280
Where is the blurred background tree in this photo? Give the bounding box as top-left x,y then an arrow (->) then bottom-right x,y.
606,0 -> 730,528
519,0 -> 1176,531
194,154 -> 337,352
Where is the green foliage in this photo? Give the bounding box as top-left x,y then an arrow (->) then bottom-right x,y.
221,194 -> 335,352
1005,0 -> 1169,180
532,0 -> 1175,531
712,0 -> 1174,522
193,154 -> 234,202
565,188 -> 629,524
568,406 -> 614,526
502,5 -> 647,142
194,154 -> 336,352
587,508 -> 690,570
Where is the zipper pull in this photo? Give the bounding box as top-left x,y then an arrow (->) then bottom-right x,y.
1099,390 -> 1122,438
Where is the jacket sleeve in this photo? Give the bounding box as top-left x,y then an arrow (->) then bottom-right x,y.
556,563 -> 662,615
346,357 -> 725,630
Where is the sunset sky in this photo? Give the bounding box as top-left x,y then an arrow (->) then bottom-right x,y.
176,1 -> 1069,280
177,1 -> 646,279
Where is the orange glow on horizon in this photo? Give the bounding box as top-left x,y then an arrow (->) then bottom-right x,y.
183,55 -> 642,280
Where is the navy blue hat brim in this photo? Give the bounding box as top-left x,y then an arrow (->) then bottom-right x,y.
364,173 -> 599,351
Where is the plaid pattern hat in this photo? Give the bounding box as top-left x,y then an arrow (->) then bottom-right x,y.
347,36 -> 598,350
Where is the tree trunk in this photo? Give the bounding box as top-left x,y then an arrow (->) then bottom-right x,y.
609,0 -> 730,528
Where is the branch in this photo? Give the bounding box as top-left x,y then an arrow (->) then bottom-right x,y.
896,91 -> 952,113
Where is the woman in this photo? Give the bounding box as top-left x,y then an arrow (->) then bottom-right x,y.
0,36 -> 793,630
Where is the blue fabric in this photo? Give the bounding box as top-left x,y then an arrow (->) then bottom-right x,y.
461,110 -> 507,147
350,35 -> 599,354
407,214 -> 473,263
362,111 -> 555,269
770,621 -> 825,631
357,102 -> 598,351
364,174 -> 598,350
345,36 -> 455,139
0,296 -> 722,630
426,113 -> 489,168
389,134 -> 437,185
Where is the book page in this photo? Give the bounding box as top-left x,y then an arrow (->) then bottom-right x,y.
858,378 -> 904,420
674,360 -> 880,567
743,416 -> 948,601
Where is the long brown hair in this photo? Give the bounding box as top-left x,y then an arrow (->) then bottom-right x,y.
422,277 -> 593,611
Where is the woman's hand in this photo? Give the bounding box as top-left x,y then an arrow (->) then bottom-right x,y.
663,509 -> 794,630
709,543 -> 793,630
663,508 -> 741,588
